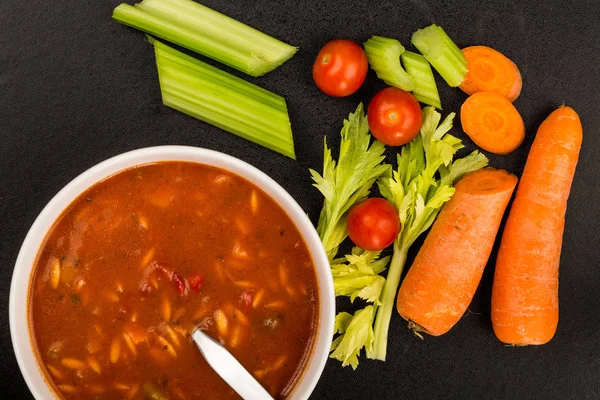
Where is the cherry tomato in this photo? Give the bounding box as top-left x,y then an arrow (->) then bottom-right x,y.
367,87 -> 422,146
346,198 -> 401,251
312,40 -> 368,97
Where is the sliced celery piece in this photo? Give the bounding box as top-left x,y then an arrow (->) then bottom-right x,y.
363,36 -> 414,91
411,25 -> 467,87
401,51 -> 442,109
113,0 -> 297,77
150,38 -> 295,159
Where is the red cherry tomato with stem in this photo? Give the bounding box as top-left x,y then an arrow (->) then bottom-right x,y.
368,87 -> 423,146
346,198 -> 401,251
312,40 -> 368,97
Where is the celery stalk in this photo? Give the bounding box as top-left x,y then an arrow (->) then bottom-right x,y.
363,36 -> 414,91
401,51 -> 442,109
150,38 -> 296,158
370,108 -> 488,361
411,25 -> 467,87
313,106 -> 488,366
113,0 -> 297,76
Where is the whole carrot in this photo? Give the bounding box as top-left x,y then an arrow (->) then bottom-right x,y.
396,168 -> 517,336
491,106 -> 582,345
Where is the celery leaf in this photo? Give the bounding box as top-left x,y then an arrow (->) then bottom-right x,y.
331,249 -> 390,304
310,103 -> 389,259
330,306 -> 375,369
440,150 -> 489,186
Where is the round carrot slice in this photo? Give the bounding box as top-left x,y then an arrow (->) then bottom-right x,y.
460,46 -> 522,102
460,92 -> 525,154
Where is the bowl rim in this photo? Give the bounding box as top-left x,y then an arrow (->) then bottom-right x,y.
9,145 -> 334,400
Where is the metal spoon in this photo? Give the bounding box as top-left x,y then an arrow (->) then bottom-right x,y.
192,329 -> 275,400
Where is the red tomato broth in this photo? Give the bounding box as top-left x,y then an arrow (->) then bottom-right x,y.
28,162 -> 320,399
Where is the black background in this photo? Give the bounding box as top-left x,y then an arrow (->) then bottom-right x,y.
2,0 -> 599,399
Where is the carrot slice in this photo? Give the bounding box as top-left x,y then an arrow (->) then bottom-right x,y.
460,46 -> 522,102
460,92 -> 525,154
491,106 -> 582,345
396,168 -> 517,336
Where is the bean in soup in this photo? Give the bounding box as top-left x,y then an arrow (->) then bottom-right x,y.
29,162 -> 319,399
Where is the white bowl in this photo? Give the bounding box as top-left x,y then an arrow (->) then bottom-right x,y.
9,145 -> 334,399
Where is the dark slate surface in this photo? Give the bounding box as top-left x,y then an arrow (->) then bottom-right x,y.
1,0 -> 599,399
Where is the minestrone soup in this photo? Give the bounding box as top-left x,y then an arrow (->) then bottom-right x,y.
29,162 -> 319,399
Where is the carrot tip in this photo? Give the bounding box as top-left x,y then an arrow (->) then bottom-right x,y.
407,320 -> 426,340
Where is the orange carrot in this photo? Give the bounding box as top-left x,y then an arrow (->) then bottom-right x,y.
396,168 -> 518,336
460,46 -> 522,102
491,106 -> 582,345
460,92 -> 525,154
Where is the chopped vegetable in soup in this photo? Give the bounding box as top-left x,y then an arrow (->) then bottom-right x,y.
29,162 -> 319,399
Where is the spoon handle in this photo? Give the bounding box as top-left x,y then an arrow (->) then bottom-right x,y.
192,329 -> 275,400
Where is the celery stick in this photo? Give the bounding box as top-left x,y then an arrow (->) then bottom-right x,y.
411,25 -> 467,87
113,0 -> 297,76
150,38 -> 296,158
371,108 -> 488,361
363,36 -> 414,91
401,51 -> 442,109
